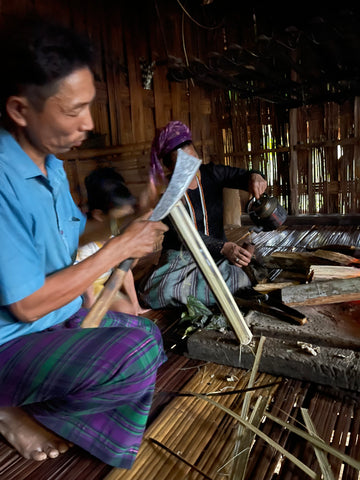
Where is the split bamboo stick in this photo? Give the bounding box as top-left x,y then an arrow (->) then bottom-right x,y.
232,396 -> 269,480
169,201 -> 252,345
301,408 -> 335,480
245,379 -> 306,478
195,394 -> 319,479
265,411 -> 360,471
230,336 -> 266,480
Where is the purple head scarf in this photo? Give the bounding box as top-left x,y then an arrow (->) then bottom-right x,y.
150,121 -> 192,185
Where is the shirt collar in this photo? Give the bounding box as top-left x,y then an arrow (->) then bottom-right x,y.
0,128 -> 63,182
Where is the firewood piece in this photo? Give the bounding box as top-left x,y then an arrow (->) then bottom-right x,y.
311,265 -> 360,281
281,277 -> 360,306
253,282 -> 299,293
263,249 -> 360,272
306,244 -> 360,258
312,249 -> 360,266
262,252 -> 312,272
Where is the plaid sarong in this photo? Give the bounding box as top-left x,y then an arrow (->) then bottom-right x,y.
0,309 -> 166,468
139,249 -> 251,309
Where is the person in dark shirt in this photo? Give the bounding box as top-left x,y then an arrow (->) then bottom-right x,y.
138,120 -> 267,309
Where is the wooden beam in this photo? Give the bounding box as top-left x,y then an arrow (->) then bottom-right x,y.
281,277 -> 360,306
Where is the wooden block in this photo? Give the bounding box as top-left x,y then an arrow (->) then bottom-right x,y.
187,329 -> 360,391
311,265 -> 360,281
281,277 -> 360,306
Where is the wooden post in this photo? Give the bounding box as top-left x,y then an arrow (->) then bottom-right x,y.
289,108 -> 299,216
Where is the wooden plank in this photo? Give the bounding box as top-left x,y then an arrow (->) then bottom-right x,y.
281,277 -> 360,306
123,13 -> 146,143
311,265 -> 360,281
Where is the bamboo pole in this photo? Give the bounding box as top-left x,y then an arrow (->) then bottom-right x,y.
169,201 -> 252,345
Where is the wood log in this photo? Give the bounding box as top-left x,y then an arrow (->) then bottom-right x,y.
262,249 -> 360,272
281,277 -> 360,306
312,249 -> 360,266
310,265 -> 360,281
262,252 -> 311,272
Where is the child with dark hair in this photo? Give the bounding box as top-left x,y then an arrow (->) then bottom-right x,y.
77,167 -> 148,315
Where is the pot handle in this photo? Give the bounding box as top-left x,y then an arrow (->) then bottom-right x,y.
246,193 -> 268,214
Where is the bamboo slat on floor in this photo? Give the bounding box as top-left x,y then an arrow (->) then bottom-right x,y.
0,350 -> 201,480
104,362 -> 282,480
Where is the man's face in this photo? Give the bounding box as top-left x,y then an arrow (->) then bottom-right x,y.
22,67 -> 96,157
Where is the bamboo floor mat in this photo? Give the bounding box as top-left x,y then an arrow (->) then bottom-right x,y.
103,363 -> 360,480
104,362 -> 282,480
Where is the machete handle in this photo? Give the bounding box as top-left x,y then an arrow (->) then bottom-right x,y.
80,258 -> 134,328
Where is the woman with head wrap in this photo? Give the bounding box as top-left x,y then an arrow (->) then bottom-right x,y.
138,120 -> 267,309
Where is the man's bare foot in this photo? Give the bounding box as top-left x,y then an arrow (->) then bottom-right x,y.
0,407 -> 72,461
137,306 -> 151,315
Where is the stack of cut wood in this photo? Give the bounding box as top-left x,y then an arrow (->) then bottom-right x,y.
259,248 -> 360,307
264,249 -> 360,281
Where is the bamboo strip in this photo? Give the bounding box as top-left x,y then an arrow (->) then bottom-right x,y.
304,395 -> 337,475
142,364 -> 242,479
245,380 -> 308,478
306,396 -> 344,479
164,390 -> 247,480
154,384 -> 254,479
233,396 -> 269,480
194,373 -> 281,479
230,336 -> 266,479
196,413 -> 238,478
301,408 -> 335,480
195,394 -> 319,479
265,411 -> 360,471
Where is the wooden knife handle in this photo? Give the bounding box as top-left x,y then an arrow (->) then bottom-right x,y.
81,258 -> 134,328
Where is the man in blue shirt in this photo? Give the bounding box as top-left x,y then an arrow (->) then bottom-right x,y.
0,18 -> 168,468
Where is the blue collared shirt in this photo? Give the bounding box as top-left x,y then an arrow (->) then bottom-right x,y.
0,129 -> 86,345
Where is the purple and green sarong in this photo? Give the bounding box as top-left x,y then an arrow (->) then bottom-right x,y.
0,308 -> 166,468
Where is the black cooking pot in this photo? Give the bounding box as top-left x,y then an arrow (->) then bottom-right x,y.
246,194 -> 287,231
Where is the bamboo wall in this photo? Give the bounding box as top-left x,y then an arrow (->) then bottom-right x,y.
1,0 -> 359,217
217,93 -> 360,216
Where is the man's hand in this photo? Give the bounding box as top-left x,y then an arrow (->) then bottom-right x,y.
220,241 -> 253,267
112,211 -> 168,260
248,173 -> 267,199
